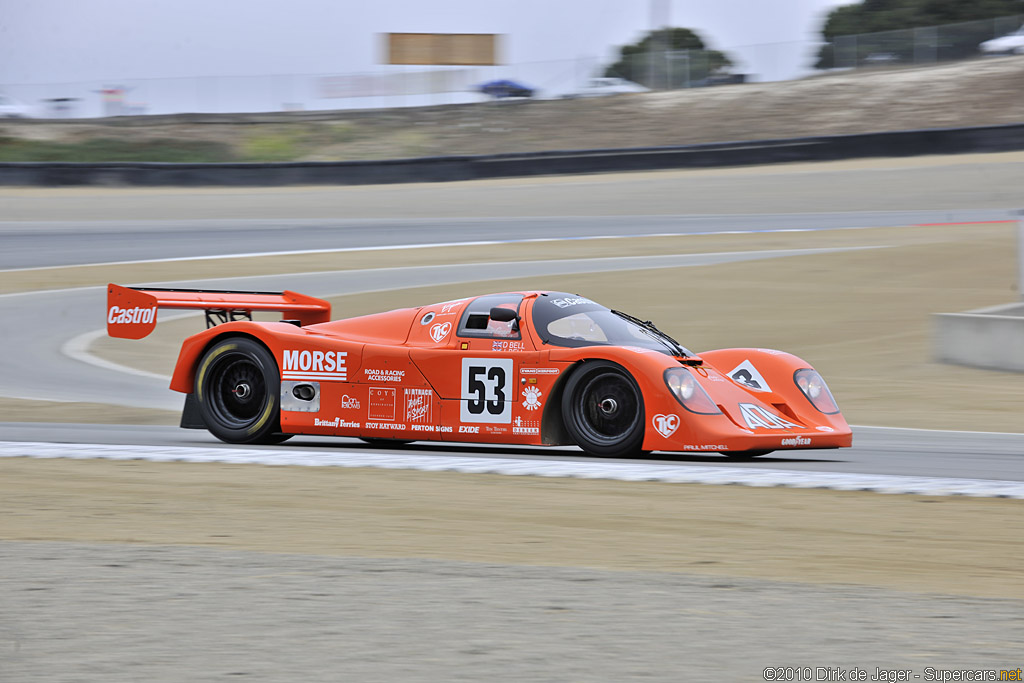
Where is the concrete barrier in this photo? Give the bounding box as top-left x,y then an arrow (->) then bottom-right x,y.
933,303 -> 1024,372
934,212 -> 1024,373
1,122 -> 1023,187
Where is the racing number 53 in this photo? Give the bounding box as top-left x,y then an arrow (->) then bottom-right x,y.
460,358 -> 513,423
467,366 -> 505,414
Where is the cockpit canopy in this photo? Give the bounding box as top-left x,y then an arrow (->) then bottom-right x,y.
531,292 -> 684,356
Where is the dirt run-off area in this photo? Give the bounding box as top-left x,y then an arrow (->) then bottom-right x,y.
2,56 -> 1023,161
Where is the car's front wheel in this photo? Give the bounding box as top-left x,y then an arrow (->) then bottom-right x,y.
562,361 -> 645,457
195,337 -> 290,444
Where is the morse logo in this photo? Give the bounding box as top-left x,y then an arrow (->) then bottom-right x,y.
282,349 -> 347,381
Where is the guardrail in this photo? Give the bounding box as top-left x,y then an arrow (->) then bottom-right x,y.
1,122 -> 1022,187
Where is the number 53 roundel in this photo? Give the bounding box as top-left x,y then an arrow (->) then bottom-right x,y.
460,358 -> 513,423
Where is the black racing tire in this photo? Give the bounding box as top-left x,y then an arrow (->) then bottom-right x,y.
561,361 -> 645,457
722,449 -> 773,459
195,337 -> 287,445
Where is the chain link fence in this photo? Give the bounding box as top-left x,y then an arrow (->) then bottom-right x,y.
822,15 -> 1023,69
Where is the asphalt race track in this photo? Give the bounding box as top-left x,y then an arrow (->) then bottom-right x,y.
0,209 -> 1011,269
2,422 -> 1024,484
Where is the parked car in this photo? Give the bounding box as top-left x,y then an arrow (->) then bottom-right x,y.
564,77 -> 650,98
979,25 -> 1024,54
864,52 -> 900,64
0,94 -> 33,118
478,79 -> 535,99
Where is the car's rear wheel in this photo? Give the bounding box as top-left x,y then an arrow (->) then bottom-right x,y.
562,361 -> 645,457
196,337 -> 290,444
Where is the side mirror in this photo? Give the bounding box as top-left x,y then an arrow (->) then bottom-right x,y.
489,307 -> 519,323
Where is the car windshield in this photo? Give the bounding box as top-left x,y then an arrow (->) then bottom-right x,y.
531,293 -> 689,356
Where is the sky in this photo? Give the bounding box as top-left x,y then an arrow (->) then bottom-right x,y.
1,0 -> 851,82
0,0 -> 852,115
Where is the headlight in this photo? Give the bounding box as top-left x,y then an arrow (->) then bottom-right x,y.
794,369 -> 839,414
664,367 -> 720,414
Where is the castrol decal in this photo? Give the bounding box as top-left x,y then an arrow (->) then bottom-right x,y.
107,306 -> 156,326
106,284 -> 160,339
106,305 -> 159,339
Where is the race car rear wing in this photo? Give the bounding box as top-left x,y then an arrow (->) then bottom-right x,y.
106,283 -> 332,339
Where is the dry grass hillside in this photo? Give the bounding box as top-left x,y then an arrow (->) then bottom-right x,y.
2,56 -> 1023,162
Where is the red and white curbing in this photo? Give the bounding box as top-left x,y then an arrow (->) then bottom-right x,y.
2,441 -> 1023,498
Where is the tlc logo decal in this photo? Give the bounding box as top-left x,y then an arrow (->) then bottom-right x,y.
430,322 -> 452,342
652,414 -> 680,438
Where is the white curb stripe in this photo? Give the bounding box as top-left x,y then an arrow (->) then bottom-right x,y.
2,441 -> 1022,499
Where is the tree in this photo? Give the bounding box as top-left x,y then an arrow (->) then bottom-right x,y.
815,0 -> 1024,68
605,28 -> 734,89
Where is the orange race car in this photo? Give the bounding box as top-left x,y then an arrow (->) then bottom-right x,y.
107,283 -> 852,458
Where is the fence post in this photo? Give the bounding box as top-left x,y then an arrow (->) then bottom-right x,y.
1019,210 -> 1024,301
